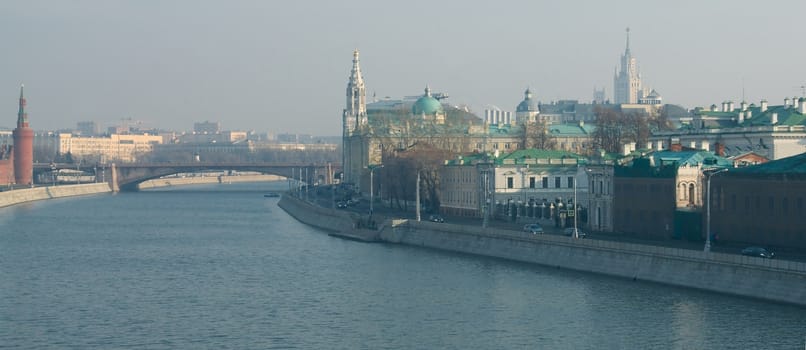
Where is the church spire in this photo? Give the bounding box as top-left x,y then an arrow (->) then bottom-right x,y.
344,49 -> 367,135
17,84 -> 28,128
349,49 -> 364,88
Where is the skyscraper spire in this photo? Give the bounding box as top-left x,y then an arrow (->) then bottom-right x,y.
17,83 -> 28,128
625,27 -> 631,54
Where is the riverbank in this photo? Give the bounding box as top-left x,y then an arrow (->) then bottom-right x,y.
279,194 -> 806,307
0,183 -> 112,208
138,174 -> 284,189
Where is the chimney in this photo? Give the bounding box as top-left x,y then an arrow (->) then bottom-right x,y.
715,142 -> 726,156
800,98 -> 806,114
721,101 -> 728,112
670,143 -> 682,152
689,141 -> 697,149
738,111 -> 745,123
746,110 -> 752,119
646,142 -> 652,150
760,99 -> 768,112
710,104 -> 718,112
794,98 -> 801,111
701,141 -> 710,151
656,140 -> 664,151
622,143 -> 631,156
740,101 -> 748,111
727,101 -> 734,112
771,113 -> 778,124
785,97 -> 791,108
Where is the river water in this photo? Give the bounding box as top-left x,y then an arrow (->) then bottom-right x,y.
1,182 -> 804,349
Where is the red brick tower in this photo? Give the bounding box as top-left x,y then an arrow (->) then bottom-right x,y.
13,84 -> 33,185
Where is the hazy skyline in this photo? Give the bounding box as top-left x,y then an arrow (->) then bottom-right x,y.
2,0 -> 805,135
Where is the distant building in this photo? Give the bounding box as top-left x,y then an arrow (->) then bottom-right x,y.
58,133 -> 164,163
613,28 -> 644,104
76,121 -> 101,136
651,97 -> 806,160
194,121 -> 221,134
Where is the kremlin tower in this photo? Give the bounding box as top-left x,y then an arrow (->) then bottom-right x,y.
12,84 -> 33,186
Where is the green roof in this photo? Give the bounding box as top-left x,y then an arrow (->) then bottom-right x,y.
729,152 -> 806,174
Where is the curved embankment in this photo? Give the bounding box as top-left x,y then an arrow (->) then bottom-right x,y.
279,195 -> 806,307
0,183 -> 112,208
138,174 -> 284,189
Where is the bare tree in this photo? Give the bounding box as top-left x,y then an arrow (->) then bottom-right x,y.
522,120 -> 558,150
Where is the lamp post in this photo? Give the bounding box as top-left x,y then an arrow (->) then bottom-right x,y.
705,168 -> 728,253
368,164 -> 383,217
573,163 -> 579,239
50,163 -> 56,187
416,170 -> 421,222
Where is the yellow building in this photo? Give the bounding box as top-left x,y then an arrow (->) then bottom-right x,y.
58,133 -> 164,163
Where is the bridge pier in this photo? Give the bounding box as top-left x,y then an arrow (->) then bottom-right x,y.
110,163 -> 120,192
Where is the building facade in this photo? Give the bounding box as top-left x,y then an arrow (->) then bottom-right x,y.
440,149 -> 588,225
58,133 -> 164,163
613,150 -> 732,240
710,153 -> 806,249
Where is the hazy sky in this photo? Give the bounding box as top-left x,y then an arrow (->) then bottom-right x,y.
2,0 -> 805,135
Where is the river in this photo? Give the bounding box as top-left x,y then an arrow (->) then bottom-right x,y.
1,182 -> 804,349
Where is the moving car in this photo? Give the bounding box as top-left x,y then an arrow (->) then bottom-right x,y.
741,246 -> 774,259
523,224 -> 543,234
563,228 -> 586,238
428,214 -> 445,223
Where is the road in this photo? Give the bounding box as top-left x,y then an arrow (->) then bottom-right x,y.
297,186 -> 806,262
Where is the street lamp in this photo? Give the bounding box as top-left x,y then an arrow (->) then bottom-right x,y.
573,163 -> 579,239
704,168 -> 728,253
368,164 -> 384,217
50,163 -> 56,187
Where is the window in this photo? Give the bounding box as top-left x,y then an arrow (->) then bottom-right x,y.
542,177 -> 548,189
529,177 -> 536,189
555,177 -> 561,188
507,177 -> 513,189
568,176 -> 574,188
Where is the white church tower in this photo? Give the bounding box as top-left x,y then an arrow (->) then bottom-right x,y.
343,49 -> 367,136
613,28 -> 643,104
342,49 -> 369,186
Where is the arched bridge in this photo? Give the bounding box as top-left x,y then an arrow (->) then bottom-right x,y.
109,162 -> 338,191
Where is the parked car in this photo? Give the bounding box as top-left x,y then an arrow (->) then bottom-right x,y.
741,246 -> 774,259
428,214 -> 445,223
563,228 -> 586,238
523,224 -> 543,234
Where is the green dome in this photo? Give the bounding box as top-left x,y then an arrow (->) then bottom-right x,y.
412,86 -> 443,115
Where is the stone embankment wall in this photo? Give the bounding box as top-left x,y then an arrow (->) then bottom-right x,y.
0,183 -> 112,208
280,195 -> 806,306
278,194 -> 356,233
139,174 -> 284,189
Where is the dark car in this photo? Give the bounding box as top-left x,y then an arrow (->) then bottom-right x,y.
741,246 -> 774,259
563,228 -> 586,238
523,224 -> 543,234
428,214 -> 445,223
